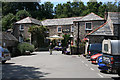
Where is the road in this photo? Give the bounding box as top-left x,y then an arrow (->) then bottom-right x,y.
2,51 -> 119,79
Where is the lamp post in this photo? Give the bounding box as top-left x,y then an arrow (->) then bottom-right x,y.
77,22 -> 80,54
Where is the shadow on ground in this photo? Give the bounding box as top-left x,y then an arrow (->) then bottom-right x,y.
2,63 -> 50,79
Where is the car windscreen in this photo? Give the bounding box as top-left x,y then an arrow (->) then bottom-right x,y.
89,44 -> 102,52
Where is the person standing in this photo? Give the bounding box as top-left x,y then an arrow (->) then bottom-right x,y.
0,42 -> 4,61
49,42 -> 53,55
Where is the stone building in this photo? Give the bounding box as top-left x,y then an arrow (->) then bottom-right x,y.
13,17 -> 42,43
86,12 -> 120,44
73,12 -> 105,45
41,17 -> 82,37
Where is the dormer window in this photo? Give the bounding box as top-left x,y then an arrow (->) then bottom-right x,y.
19,25 -> 24,31
85,22 -> 92,30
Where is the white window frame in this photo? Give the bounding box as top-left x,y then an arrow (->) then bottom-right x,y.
85,22 -> 92,30
71,26 -> 74,32
57,26 -> 62,33
19,25 -> 24,31
19,36 -> 23,42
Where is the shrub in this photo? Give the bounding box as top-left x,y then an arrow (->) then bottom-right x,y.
17,42 -> 35,54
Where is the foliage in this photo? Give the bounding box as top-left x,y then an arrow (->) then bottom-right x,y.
17,42 -> 34,54
16,10 -> 31,21
28,25 -> 47,48
2,1 -> 120,31
2,13 -> 16,31
61,34 -> 70,47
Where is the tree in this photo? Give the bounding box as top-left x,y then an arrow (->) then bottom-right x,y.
61,34 -> 70,47
28,25 -> 47,48
2,13 -> 16,31
16,10 -> 31,21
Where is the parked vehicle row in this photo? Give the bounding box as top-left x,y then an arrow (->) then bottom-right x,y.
85,40 -> 120,76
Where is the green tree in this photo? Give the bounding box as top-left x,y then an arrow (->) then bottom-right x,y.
28,25 -> 47,48
61,34 -> 70,47
2,13 -> 16,31
16,10 -> 31,21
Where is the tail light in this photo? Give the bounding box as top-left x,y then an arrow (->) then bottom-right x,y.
89,51 -> 91,55
111,57 -> 114,64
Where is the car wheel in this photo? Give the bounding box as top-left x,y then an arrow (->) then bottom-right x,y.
2,60 -> 6,64
118,69 -> 120,76
106,68 -> 111,74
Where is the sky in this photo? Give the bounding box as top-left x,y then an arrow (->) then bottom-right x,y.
40,0 -> 119,7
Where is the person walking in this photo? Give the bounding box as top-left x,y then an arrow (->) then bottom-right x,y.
49,42 -> 53,55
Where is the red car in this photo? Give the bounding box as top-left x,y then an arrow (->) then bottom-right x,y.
90,53 -> 103,64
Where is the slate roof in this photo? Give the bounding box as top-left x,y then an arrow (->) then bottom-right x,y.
1,32 -> 18,41
74,12 -> 104,22
41,17 -> 82,26
108,12 -> 120,24
16,17 -> 42,25
87,22 -> 113,36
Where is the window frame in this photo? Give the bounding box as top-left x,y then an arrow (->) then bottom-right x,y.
19,24 -> 24,31
19,36 -> 23,42
85,22 -> 92,30
57,26 -> 62,33
71,26 -> 74,32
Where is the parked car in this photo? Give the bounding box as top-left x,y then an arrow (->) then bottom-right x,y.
86,43 -> 102,59
1,48 -> 11,64
102,40 -> 120,75
97,55 -> 108,72
90,53 -> 103,64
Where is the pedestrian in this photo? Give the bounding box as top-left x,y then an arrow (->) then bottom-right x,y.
0,42 -> 4,61
49,42 -> 53,55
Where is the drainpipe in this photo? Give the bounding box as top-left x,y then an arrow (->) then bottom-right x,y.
77,22 -> 80,54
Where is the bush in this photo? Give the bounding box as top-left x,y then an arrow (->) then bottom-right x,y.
17,42 -> 35,54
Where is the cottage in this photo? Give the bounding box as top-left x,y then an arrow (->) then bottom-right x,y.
0,32 -> 18,54
42,17 -> 82,37
73,12 -> 105,45
86,12 -> 120,44
13,17 -> 42,43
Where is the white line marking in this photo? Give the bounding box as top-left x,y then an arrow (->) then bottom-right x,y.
97,73 -> 104,78
85,64 -> 88,66
82,61 -> 84,63
90,68 -> 94,71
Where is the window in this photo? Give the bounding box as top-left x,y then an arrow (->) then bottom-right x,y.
19,25 -> 24,31
19,36 -> 23,42
57,26 -> 62,33
104,44 -> 108,52
85,22 -> 92,30
71,26 -> 74,32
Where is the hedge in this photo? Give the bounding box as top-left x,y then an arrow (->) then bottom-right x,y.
17,42 -> 35,54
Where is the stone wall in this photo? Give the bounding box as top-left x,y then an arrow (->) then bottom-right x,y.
13,24 -> 32,41
47,25 -> 73,36
87,35 -> 105,44
73,20 -> 105,43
